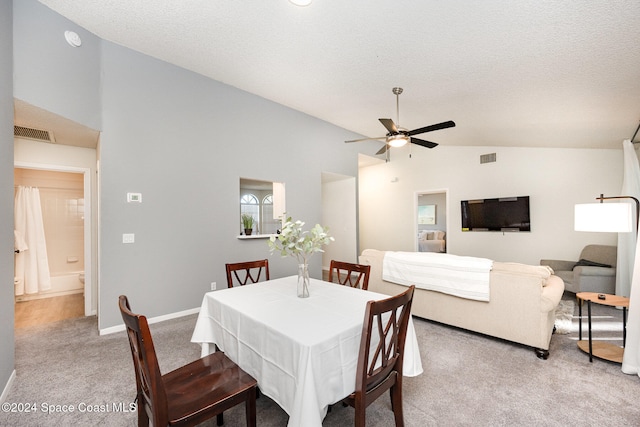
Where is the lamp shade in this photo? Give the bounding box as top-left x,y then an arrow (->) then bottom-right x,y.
574,203 -> 633,232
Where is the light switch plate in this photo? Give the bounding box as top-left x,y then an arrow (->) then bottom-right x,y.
122,233 -> 135,244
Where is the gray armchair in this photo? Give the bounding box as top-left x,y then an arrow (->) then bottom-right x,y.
540,245 -> 617,294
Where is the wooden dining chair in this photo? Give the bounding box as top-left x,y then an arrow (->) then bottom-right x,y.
343,285 -> 415,427
226,259 -> 270,288
118,295 -> 257,427
328,260 -> 371,290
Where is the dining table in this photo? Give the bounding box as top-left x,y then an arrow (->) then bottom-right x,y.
190,275 -> 423,427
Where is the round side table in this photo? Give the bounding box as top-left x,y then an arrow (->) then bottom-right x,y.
576,292 -> 629,363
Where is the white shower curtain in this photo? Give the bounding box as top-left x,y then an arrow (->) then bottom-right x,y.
621,139 -> 640,376
14,186 -> 51,295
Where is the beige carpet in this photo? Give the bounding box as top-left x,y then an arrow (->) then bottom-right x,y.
2,301 -> 638,426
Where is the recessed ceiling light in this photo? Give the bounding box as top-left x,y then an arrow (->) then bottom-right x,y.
289,0 -> 312,6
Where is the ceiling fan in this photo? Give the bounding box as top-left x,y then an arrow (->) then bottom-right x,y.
345,87 -> 455,157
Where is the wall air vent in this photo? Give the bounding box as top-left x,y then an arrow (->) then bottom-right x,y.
480,153 -> 496,164
14,125 -> 56,143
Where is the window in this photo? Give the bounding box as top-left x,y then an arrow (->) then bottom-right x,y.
239,178 -> 285,236
240,194 -> 259,233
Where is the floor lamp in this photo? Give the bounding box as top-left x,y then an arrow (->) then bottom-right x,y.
575,194 -> 637,234
574,194 -> 637,364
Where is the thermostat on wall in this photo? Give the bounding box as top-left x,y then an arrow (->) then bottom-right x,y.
127,192 -> 142,203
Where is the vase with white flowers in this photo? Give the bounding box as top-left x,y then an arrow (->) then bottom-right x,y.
268,216 -> 334,297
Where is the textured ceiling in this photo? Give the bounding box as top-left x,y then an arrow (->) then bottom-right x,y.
34,0 -> 640,150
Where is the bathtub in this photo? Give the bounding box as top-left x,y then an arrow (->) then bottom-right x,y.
15,271 -> 84,301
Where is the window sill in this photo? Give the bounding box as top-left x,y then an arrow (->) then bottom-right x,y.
237,234 -> 275,240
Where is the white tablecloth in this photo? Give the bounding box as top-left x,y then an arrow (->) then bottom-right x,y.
191,276 -> 423,427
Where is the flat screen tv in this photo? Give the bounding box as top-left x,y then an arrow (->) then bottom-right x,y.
461,196 -> 530,232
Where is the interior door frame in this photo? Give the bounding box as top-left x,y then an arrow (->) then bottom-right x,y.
414,188 -> 449,252
14,161 -> 93,316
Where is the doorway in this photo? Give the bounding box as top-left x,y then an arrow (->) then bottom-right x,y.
415,189 -> 448,253
322,172 -> 358,272
13,163 -> 93,327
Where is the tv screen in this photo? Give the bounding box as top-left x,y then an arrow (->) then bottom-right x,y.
461,196 -> 530,232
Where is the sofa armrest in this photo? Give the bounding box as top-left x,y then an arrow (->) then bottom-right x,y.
573,266 -> 616,277
540,275 -> 565,312
540,259 -> 575,272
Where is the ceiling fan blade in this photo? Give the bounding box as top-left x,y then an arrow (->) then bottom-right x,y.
376,144 -> 389,155
344,136 -> 386,143
410,137 -> 438,149
379,118 -> 398,134
407,120 -> 456,136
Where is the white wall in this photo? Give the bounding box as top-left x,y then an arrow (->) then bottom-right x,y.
359,145 -> 622,265
322,173 -> 357,269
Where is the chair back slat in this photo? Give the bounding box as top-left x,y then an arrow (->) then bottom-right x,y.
226,259 -> 270,288
328,260 -> 371,290
356,285 -> 414,396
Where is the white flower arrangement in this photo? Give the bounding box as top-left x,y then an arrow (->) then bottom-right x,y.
268,216 -> 334,265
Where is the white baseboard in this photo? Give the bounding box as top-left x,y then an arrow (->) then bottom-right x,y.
99,307 -> 200,335
0,370 -> 16,404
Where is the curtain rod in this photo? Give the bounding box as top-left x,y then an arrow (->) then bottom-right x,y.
14,185 -> 83,191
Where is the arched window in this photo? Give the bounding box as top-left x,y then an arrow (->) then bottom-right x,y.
240,194 -> 259,233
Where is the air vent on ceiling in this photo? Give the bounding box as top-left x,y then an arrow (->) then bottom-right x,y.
480,153 -> 496,164
14,125 -> 56,143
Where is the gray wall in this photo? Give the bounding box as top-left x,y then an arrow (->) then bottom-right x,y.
13,0 -> 101,130
11,1 -> 368,333
0,0 -> 14,397
98,41 -> 365,329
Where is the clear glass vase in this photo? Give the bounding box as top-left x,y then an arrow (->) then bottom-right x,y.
297,263 -> 310,298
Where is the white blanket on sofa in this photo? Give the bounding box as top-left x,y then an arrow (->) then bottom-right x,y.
382,251 -> 493,301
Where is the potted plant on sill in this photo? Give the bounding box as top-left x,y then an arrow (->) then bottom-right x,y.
241,213 -> 255,236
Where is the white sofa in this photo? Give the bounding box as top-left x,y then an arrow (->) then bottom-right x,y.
417,230 -> 446,252
359,249 -> 565,359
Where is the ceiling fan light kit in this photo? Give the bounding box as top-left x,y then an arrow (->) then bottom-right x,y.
388,135 -> 409,148
345,87 -> 455,159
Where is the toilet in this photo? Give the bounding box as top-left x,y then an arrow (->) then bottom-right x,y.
14,276 -> 24,295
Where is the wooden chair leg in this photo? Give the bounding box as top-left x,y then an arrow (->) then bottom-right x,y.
246,388 -> 257,427
354,403 -> 366,427
137,402 -> 149,427
391,384 -> 404,427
